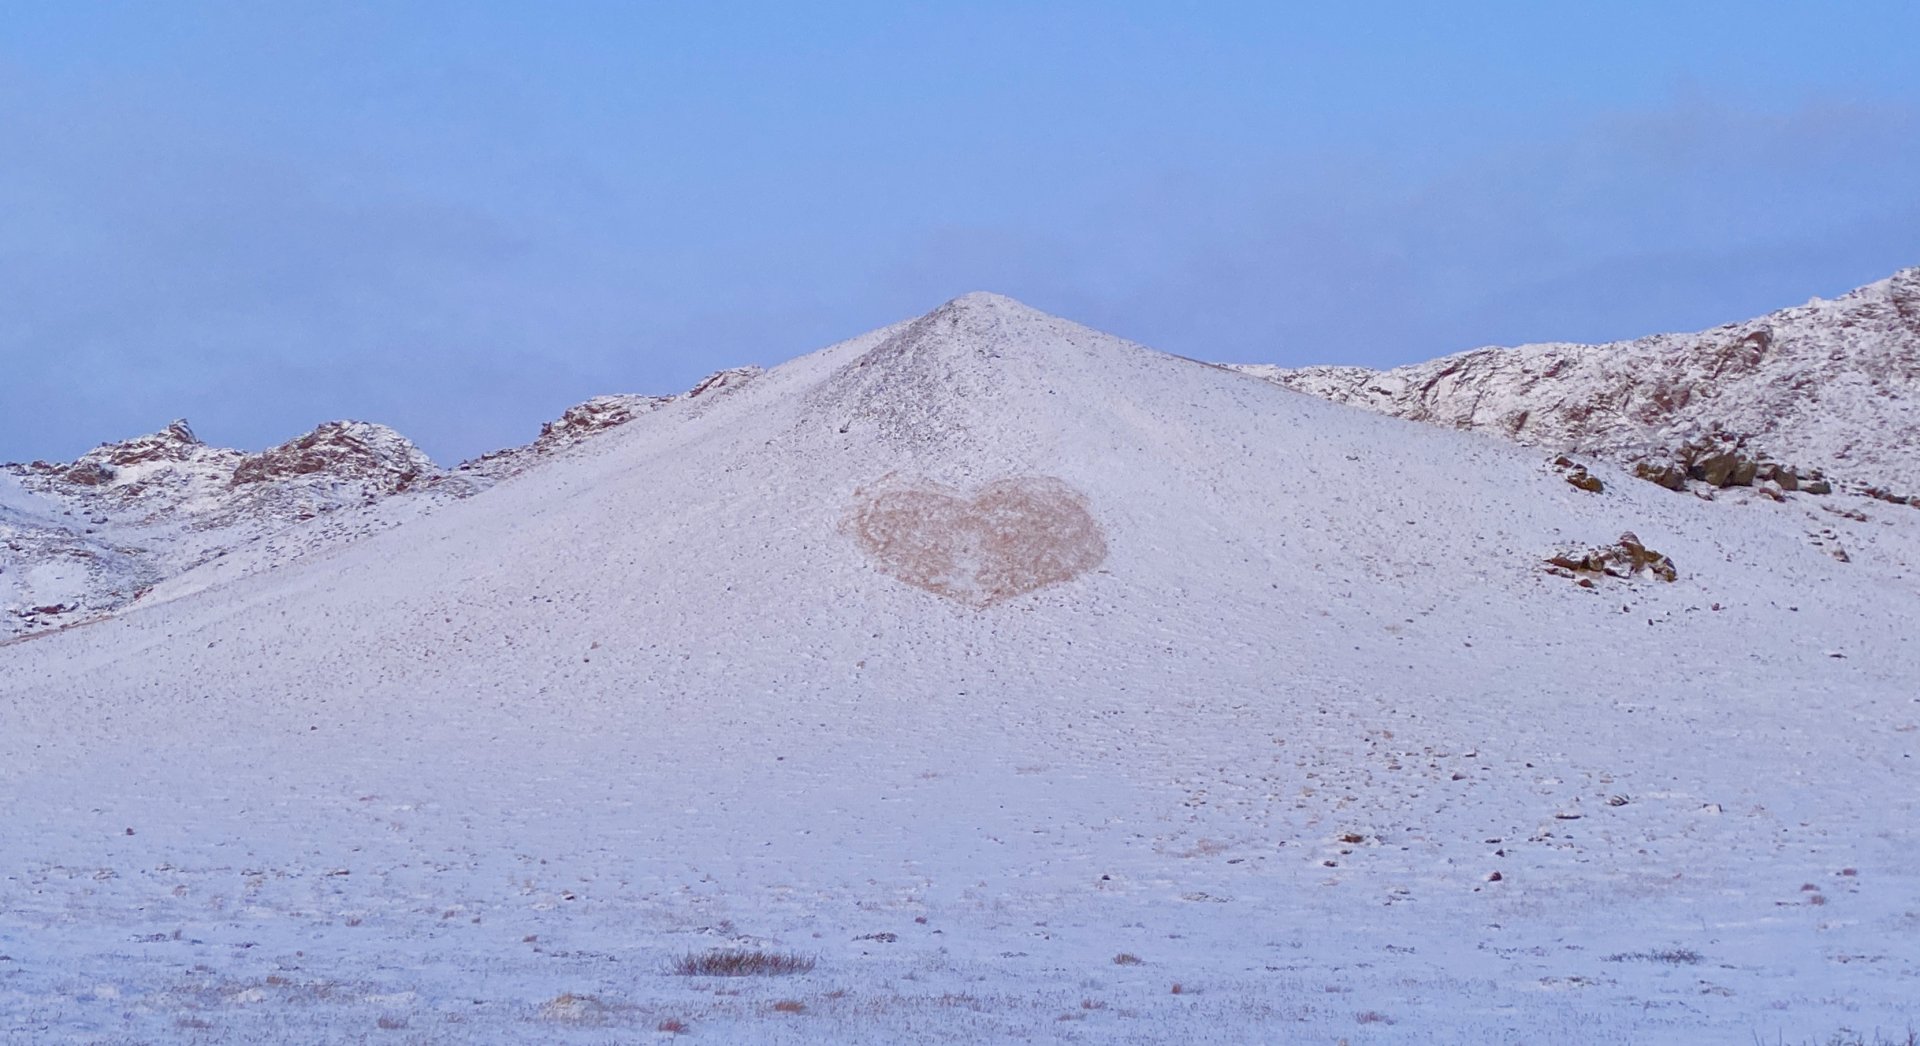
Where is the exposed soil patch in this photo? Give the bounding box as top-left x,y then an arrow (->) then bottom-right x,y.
847,476 -> 1107,608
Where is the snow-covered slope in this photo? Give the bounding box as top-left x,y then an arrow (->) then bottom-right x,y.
3,295 -> 1916,1043
0,369 -> 767,638
455,365 -> 765,482
0,419 -> 456,637
1235,267 -> 1920,498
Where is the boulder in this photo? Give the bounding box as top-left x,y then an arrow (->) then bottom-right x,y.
1690,450 -> 1739,487
1552,456 -> 1604,492
1565,468 -> 1604,493
1632,461 -> 1687,491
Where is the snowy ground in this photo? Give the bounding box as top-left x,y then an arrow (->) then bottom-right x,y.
4,295 -> 1917,1043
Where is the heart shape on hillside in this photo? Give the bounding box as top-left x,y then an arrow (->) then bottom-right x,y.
846,476 -> 1107,607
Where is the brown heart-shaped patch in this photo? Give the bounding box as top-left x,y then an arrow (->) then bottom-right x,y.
846,476 -> 1107,607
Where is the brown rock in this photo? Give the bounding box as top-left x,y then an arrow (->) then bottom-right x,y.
1546,533 -> 1677,584
1565,468 -> 1604,493
1691,451 -> 1738,487
63,461 -> 115,486
1633,461 -> 1687,491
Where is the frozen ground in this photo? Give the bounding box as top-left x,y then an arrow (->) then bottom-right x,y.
3,294 -> 1917,1043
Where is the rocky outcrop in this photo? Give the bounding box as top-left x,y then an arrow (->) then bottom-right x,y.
232,421 -> 435,494
1546,533 -> 1678,585
458,366 -> 764,481
535,394 -> 673,448
10,421 -> 246,524
2,419 -> 449,639
1621,430 -> 1831,499
685,366 -> 763,400
1236,267 -> 1920,498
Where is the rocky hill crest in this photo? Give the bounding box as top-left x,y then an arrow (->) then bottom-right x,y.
1,365 -> 763,639
1234,267 -> 1920,499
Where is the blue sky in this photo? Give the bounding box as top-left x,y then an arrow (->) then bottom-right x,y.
3,1 -> 1917,462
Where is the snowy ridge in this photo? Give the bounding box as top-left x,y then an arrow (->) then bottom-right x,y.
0,367 -> 767,638
3,293 -> 1917,1042
456,365 -> 765,482
0,418 -> 453,637
1234,267 -> 1920,495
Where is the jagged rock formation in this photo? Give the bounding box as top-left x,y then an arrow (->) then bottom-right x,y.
1235,267 -> 1920,498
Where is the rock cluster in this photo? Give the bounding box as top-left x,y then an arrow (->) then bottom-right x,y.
1551,456 -> 1604,493
534,394 -> 672,448
231,421 -> 436,495
1627,431 -> 1830,497
1861,486 -> 1920,508
1545,532 -> 1678,585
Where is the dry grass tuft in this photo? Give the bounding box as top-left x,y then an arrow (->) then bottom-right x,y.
657,1017 -> 689,1034
1808,1031 -> 1918,1046
673,949 -> 816,977
1111,952 -> 1144,966
1603,947 -> 1703,965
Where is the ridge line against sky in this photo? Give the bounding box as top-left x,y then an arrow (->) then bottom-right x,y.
3,1 -> 1917,463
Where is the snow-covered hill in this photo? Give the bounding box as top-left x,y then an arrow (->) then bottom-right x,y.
3,294 -> 1916,1043
1234,267 -> 1920,500
0,368 -> 766,639
0,419 -> 454,637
